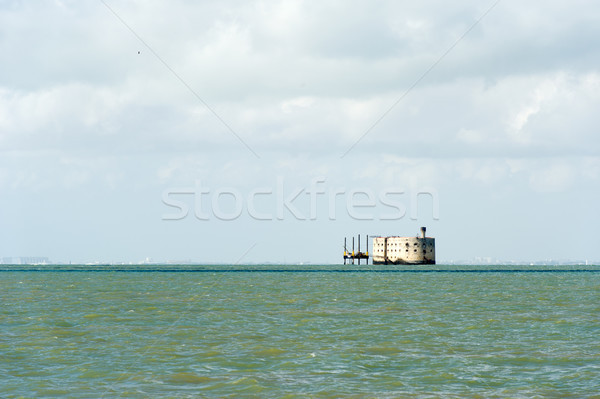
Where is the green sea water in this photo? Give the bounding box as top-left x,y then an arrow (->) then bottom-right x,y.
1,266 -> 599,398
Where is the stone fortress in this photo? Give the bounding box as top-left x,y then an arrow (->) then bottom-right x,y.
372,227 -> 435,265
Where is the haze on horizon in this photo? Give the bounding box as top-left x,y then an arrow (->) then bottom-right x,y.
1,0 -> 599,264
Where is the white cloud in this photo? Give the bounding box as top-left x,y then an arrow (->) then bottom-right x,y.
528,162 -> 574,193
456,128 -> 483,144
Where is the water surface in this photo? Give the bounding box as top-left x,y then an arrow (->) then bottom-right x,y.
1,266 -> 599,397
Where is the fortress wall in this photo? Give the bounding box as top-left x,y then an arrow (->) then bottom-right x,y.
372,236 -> 435,265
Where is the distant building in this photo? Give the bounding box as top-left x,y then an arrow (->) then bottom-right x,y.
372,227 -> 435,265
1,257 -> 50,265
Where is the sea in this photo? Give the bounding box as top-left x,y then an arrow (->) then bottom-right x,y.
1,264 -> 599,398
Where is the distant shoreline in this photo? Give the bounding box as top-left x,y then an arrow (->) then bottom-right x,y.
1,264 -> 599,273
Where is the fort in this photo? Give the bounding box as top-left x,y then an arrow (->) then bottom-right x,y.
372,227 -> 435,265
343,227 -> 435,265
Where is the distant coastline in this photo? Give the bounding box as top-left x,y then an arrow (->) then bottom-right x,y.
1,263 -> 599,273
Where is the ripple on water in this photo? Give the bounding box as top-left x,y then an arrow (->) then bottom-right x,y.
0,270 -> 598,397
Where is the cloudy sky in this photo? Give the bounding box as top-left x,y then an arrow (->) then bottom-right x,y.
1,0 -> 599,264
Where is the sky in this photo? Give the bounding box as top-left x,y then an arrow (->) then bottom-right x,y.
1,0 -> 599,264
